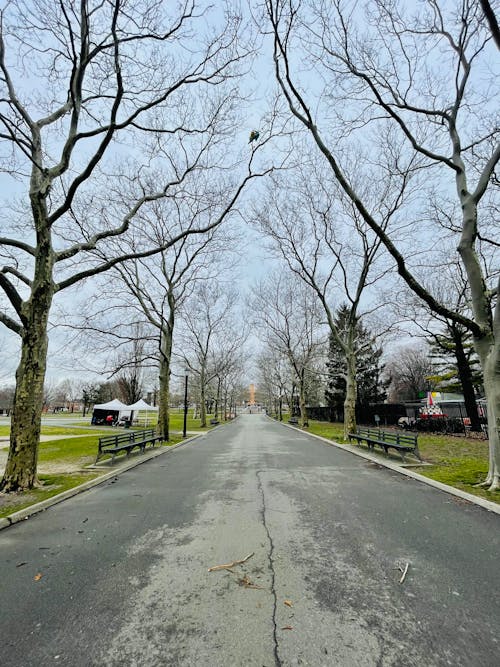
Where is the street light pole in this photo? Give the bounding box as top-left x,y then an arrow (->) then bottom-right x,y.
183,368 -> 189,438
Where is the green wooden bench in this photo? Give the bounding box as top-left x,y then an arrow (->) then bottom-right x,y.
348,427 -> 421,462
96,429 -> 162,464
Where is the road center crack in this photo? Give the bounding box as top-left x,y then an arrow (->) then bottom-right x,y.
256,470 -> 282,667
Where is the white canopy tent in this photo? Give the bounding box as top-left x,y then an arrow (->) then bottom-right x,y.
127,399 -> 158,426
93,399 -> 129,412
91,398 -> 158,426
91,399 -> 129,425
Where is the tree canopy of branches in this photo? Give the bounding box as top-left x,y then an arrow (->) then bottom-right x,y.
256,163 -> 392,436
0,0 -> 269,492
387,346 -> 435,403
266,0 -> 500,489
180,283 -> 247,428
251,271 -> 324,427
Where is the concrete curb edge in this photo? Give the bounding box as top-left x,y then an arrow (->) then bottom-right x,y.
277,419 -> 500,516
0,433 -> 204,531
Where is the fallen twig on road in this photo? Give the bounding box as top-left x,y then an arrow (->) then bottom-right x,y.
208,552 -> 254,572
399,562 -> 409,584
238,575 -> 265,589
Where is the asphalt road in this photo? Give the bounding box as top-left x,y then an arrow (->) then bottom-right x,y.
1,415 -> 499,667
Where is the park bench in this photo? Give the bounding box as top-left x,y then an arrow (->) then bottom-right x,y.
209,418 -> 220,426
96,428 -> 162,464
348,427 -> 422,463
288,416 -> 299,425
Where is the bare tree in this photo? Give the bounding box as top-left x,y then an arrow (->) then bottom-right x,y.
106,183 -> 246,439
0,1 -> 262,491
111,332 -> 147,405
256,347 -> 293,420
386,346 -> 435,403
256,165 -> 393,437
251,271 -> 324,427
53,378 -> 81,413
0,385 -> 15,415
266,0 -> 500,489
180,284 -> 245,427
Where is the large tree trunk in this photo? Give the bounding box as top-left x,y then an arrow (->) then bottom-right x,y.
476,339 -> 500,491
458,194 -> 499,490
1,326 -> 49,492
1,288 -> 53,492
1,191 -> 54,493
157,338 -> 172,441
343,351 -> 357,439
157,305 -> 175,441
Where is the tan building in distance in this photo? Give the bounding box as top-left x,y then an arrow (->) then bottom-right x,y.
249,383 -> 256,406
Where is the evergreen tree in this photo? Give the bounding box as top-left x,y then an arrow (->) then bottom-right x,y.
325,306 -> 388,417
427,322 -> 483,431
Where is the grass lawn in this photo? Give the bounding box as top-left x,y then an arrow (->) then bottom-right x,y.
169,410 -> 219,431
0,472 -> 100,518
0,425 -> 109,437
304,420 -> 499,504
38,431 -> 185,464
38,434 -> 110,465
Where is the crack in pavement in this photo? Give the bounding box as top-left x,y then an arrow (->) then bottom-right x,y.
256,470 -> 282,667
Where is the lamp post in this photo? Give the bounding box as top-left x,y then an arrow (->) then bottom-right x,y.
183,367 -> 189,438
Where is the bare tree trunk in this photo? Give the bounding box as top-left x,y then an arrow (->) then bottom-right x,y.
476,340 -> 500,490
299,373 -> 308,427
157,338 -> 172,441
1,201 -> 55,492
1,295 -> 52,491
157,303 -> 175,441
343,352 -> 357,439
458,197 -> 499,490
200,367 -> 207,428
214,376 -> 221,421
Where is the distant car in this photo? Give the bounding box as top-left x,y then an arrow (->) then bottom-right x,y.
398,416 -> 415,429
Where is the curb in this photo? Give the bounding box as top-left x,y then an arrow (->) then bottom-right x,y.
277,420 -> 500,516
0,433 -> 203,532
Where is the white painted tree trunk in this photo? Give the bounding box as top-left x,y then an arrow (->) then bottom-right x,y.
476,343 -> 500,490
458,189 -> 499,491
